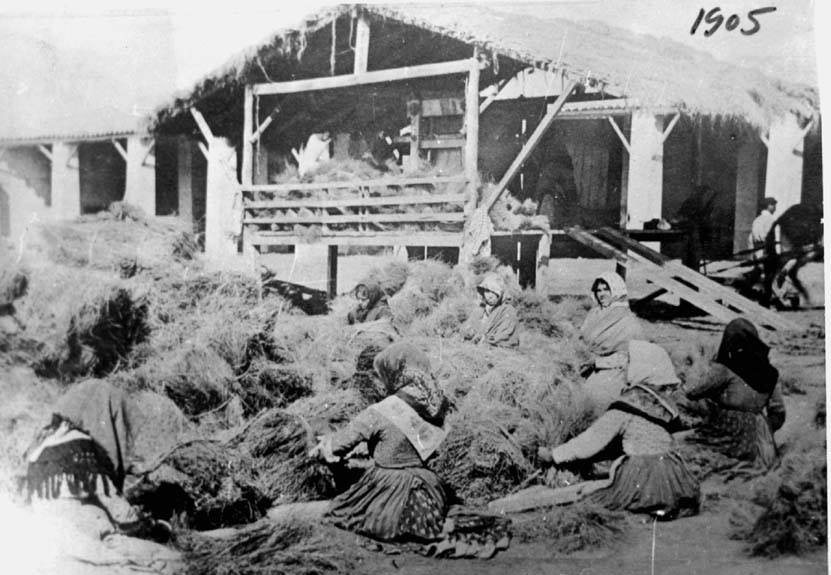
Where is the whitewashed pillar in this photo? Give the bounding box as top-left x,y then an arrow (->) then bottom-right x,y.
205,138 -> 240,259
734,137 -> 764,253
124,135 -> 156,215
176,137 -> 193,223
626,112 -> 664,230
51,142 -> 81,219
764,114 -> 805,214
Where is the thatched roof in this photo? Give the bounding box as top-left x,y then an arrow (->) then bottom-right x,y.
154,3 -> 819,134
0,15 -> 177,145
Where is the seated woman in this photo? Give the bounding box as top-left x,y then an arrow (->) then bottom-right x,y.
312,341 -> 510,558
347,282 -> 393,325
682,318 -> 785,473
538,358 -> 699,519
467,272 -> 519,348
23,379 -> 167,540
579,272 -> 645,414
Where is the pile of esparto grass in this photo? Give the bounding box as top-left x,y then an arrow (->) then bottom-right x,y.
489,191 -> 550,233
181,517 -> 363,575
513,501 -> 627,553
730,441 -> 828,557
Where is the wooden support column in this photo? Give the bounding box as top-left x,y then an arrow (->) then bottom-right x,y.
764,114 -> 808,214
733,136 -> 765,253
327,245 -> 338,300
627,112 -> 665,230
242,86 -> 254,188
464,59 -> 480,217
353,13 -> 370,73
176,137 -> 194,224
124,135 -> 156,215
51,142 -> 81,219
205,138 -> 240,259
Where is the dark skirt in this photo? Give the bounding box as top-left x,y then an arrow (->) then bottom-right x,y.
680,407 -> 777,477
326,465 -> 447,542
588,453 -> 700,519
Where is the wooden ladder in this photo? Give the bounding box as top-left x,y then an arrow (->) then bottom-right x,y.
565,226 -> 802,332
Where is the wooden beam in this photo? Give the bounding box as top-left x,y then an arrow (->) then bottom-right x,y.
197,142 -> 209,160
111,140 -> 128,162
141,139 -> 156,167
245,193 -> 466,210
245,212 -> 466,225
253,58 -> 478,96
607,116 -> 631,154
241,86 -> 254,187
482,80 -> 579,212
190,108 -> 215,143
759,131 -> 770,148
661,112 -> 681,144
249,231 -> 464,247
243,174 -> 466,193
249,107 -> 280,144
36,144 -> 53,162
353,13 -> 370,74
420,137 -> 466,149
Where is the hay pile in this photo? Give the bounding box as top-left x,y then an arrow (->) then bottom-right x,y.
490,192 -> 550,232
514,502 -> 626,553
182,517 -> 362,575
730,441 -> 828,557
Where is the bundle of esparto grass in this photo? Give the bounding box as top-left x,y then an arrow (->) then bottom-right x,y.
513,501 -> 626,553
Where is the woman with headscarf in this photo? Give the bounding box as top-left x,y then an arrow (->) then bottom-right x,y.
470,272 -> 519,348
347,282 -> 393,325
312,341 -> 510,557
538,342 -> 700,519
682,318 -> 785,472
23,379 -> 169,540
579,272 -> 645,414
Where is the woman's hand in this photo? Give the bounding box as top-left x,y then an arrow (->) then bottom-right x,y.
309,436 -> 340,464
536,446 -> 555,465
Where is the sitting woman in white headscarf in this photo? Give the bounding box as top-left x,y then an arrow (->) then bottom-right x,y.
467,272 -> 519,348
578,272 -> 645,414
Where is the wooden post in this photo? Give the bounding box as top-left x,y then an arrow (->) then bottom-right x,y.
464,59 -> 480,215
205,138 -> 240,259
764,114 -> 806,215
242,86 -> 254,188
51,142 -> 81,219
734,137 -> 764,254
327,245 -> 339,300
354,13 -> 370,74
627,112 -> 665,252
617,115 -> 631,279
124,135 -> 156,215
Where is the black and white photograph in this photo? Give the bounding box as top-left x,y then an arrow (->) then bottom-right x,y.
0,1 -> 827,573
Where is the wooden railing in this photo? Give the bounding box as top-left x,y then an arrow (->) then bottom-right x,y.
242,175 -> 470,247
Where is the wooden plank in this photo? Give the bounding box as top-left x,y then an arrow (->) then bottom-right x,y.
465,58 -> 480,215
241,86 -> 254,187
607,116 -> 631,154
353,13 -> 370,73
245,193 -> 467,209
420,137 -> 466,149
421,97 -> 464,117
190,108 -> 215,142
596,227 -> 800,330
245,212 -> 466,225
243,175 -> 467,193
253,58 -> 478,96
565,226 -> 629,263
249,231 -> 464,247
482,81 -> 579,212
111,140 -> 128,162
36,144 -> 53,162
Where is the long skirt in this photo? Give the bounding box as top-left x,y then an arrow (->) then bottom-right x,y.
326,465 -> 447,542
588,453 -> 700,520
679,407 -> 776,478
584,368 -> 626,415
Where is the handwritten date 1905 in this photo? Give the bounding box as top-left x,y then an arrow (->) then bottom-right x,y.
690,6 -> 777,36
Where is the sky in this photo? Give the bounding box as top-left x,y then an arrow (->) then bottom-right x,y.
0,0 -> 822,91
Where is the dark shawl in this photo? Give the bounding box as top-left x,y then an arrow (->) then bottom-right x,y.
715,318 -> 779,395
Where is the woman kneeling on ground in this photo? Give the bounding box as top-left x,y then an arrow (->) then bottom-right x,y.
311,341 -> 511,558
467,272 -> 519,348
347,281 -> 393,325
538,341 -> 700,519
578,272 -> 645,414
681,318 -> 785,473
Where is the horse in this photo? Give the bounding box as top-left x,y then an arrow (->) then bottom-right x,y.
763,202 -> 824,307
